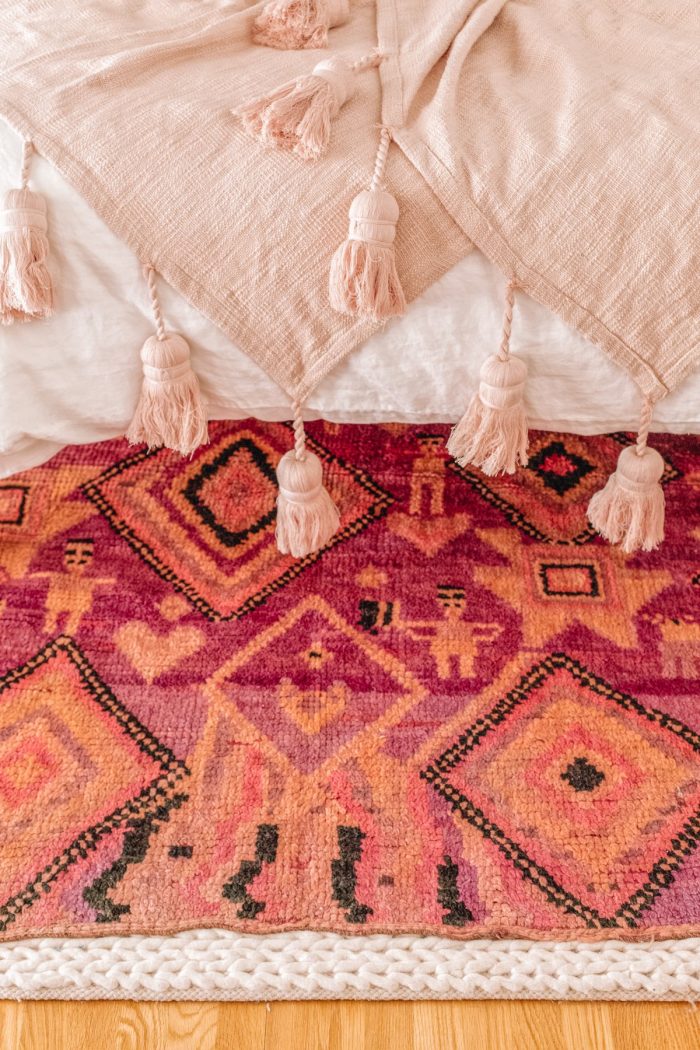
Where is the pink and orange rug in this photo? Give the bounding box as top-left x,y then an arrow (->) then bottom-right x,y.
0,421 -> 699,999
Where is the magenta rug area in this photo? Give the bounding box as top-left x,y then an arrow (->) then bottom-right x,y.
0,421 -> 699,962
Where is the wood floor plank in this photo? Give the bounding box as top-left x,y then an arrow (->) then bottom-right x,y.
2,1000 -> 700,1050
0,1001 -> 22,1050
362,1000 -> 415,1050
326,1002 -> 367,1050
264,1000 -> 333,1050
559,1002 -> 616,1050
213,1002 -> 267,1050
607,1001 -> 700,1050
479,1001 -> 566,1050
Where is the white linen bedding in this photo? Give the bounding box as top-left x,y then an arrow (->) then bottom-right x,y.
1,126 -> 698,478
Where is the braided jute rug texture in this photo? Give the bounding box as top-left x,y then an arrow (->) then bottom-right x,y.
1,422 -> 699,1000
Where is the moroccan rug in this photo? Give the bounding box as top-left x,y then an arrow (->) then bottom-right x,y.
0,421 -> 699,1001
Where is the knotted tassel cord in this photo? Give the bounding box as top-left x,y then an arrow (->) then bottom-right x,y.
445,274 -> 528,475
127,264 -> 208,454
586,390 -> 665,553
497,278 -> 516,363
636,395 -> 653,456
370,126 -> 391,192
20,140 -> 33,189
292,400 -> 307,462
144,264 -> 166,341
328,118 -> 405,319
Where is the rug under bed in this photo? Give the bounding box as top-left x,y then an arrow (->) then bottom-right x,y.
0,421 -> 699,999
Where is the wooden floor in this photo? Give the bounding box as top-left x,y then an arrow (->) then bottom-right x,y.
2,1000 -> 700,1049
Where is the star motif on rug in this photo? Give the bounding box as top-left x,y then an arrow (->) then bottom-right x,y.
423,653 -> 700,928
474,528 -> 672,649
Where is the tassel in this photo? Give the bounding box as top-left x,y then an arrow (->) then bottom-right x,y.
235,55 -> 352,160
0,141 -> 53,325
127,266 -> 208,456
276,402 -> 340,557
235,51 -> 379,160
329,126 -> 405,321
587,398 -> 665,553
447,278 -> 528,475
253,0 -> 350,50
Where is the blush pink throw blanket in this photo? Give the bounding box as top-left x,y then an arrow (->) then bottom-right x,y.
0,0 -> 697,407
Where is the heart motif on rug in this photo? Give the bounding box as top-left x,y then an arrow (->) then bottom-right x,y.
115,622 -> 204,684
388,512 -> 471,556
278,678 -> 348,735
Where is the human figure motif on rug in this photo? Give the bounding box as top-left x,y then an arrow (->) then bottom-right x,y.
31,538 -> 114,635
389,585 -> 503,680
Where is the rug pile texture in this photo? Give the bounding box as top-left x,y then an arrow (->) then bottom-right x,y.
0,422 -> 699,997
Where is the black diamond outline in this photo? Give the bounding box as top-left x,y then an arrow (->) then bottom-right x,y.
0,636 -> 189,933
422,653 -> 700,929
528,441 -> 595,495
82,429 -> 395,622
183,437 -> 278,548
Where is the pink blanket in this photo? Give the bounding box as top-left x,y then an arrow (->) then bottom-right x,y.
0,0 -> 697,405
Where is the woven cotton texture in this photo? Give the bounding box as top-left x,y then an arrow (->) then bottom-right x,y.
1,422 -> 699,949
0,0 -> 468,403
0,1 -> 697,402
380,0 -> 700,400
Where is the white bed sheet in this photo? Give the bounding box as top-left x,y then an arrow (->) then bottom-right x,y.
1,125 -> 698,478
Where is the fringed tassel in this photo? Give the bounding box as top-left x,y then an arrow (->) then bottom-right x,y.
447,278 -> 528,475
276,402 -> 340,557
234,51 -> 379,160
253,0 -> 350,50
127,266 -> 208,456
587,397 -> 665,553
329,126 -> 405,321
0,140 -> 53,325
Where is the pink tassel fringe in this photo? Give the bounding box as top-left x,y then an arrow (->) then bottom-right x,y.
447,282 -> 529,476
447,361 -> 529,475
253,0 -> 350,50
0,186 -> 53,324
587,443 -> 665,553
329,129 -> 406,321
235,56 -> 355,160
328,231 -> 405,321
127,333 -> 208,456
275,405 -> 339,557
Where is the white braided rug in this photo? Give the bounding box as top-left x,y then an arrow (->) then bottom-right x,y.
1,931 -> 699,1001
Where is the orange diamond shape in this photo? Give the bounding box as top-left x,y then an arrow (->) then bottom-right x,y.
84,423 -> 393,621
